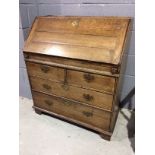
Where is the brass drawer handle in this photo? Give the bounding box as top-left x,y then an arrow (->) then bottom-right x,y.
42,84 -> 51,90
44,100 -> 53,106
83,94 -> 94,101
40,65 -> 49,73
82,111 -> 93,117
83,73 -> 94,82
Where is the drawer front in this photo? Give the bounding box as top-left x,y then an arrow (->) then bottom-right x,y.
30,77 -> 113,111
67,70 -> 115,94
32,91 -> 111,131
26,62 -> 65,82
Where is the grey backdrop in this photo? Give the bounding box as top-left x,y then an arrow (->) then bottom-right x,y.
19,0 -> 135,109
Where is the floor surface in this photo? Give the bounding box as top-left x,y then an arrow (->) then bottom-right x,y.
19,97 -> 135,155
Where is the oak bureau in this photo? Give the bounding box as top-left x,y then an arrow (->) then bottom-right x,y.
23,16 -> 131,140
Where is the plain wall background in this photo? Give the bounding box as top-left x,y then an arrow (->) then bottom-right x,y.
19,0 -> 135,109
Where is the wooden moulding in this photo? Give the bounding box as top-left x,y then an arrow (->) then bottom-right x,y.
33,106 -> 112,140
24,52 -> 119,72
24,52 -> 119,77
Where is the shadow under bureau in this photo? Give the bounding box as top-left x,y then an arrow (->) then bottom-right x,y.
23,16 -> 131,140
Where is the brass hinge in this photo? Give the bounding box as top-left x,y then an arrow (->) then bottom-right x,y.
24,54 -> 30,59
111,67 -> 119,74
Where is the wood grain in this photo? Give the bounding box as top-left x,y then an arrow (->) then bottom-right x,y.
36,16 -> 129,36
24,16 -> 131,65
24,53 -> 119,77
33,31 -> 117,49
26,60 -> 116,94
30,77 -> 113,111
24,41 -> 113,64
32,91 -> 111,131
26,61 -> 65,82
33,106 -> 112,137
67,70 -> 115,94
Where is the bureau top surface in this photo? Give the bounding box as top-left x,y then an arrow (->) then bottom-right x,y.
23,16 -> 131,65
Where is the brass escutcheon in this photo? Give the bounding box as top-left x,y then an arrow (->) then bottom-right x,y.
71,20 -> 79,27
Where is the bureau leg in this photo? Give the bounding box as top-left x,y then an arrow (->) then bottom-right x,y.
35,109 -> 42,115
100,133 -> 111,141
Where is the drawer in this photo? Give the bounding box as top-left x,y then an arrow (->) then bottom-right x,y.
26,62 -> 65,82
30,77 -> 113,111
32,91 -> 111,131
67,70 -> 115,94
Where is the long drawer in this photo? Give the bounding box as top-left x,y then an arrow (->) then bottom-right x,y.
30,77 -> 113,111
32,91 -> 111,131
26,62 -> 115,94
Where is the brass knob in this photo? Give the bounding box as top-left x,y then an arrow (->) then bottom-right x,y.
40,65 -> 49,73
83,94 -> 94,101
71,20 -> 79,27
82,111 -> 93,117
24,54 -> 29,59
44,100 -> 53,106
111,67 -> 118,74
83,73 -> 94,82
42,84 -> 51,90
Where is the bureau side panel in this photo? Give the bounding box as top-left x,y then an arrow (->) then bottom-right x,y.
109,77 -> 120,132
